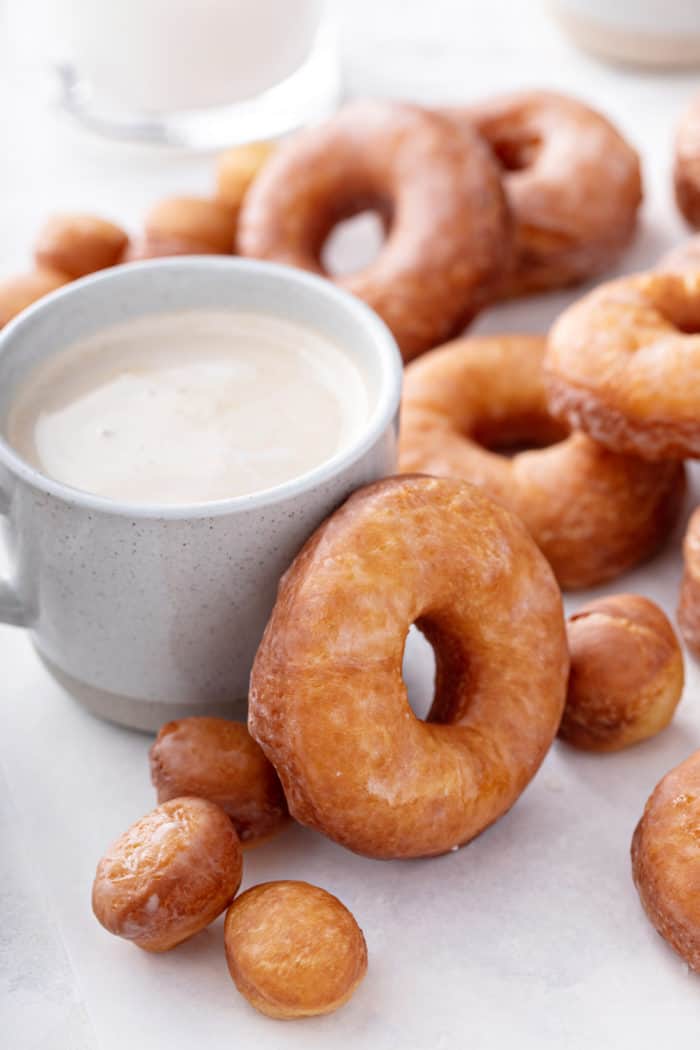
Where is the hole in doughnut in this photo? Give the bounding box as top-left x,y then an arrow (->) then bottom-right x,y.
651,287 -> 700,334
471,412 -> 570,457
320,209 -> 387,278
488,131 -> 542,172
402,625 -> 436,720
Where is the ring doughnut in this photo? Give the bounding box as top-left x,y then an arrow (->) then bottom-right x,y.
236,100 -> 510,361
149,717 -> 288,846
249,475 -> 568,860
443,91 -> 642,295
545,270 -> 700,460
224,881 -> 367,1018
92,797 -> 242,952
398,335 -> 685,589
631,749 -> 700,971
678,507 -> 700,656
674,93 -> 700,228
560,595 -> 684,752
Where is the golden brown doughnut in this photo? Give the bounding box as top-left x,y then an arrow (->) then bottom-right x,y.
443,91 -> 642,294
237,100 -> 510,361
560,594 -> 684,751
34,213 -> 129,278
141,196 -> 237,258
546,269 -> 700,460
249,475 -> 568,860
399,335 -> 684,589
215,141 -> 275,213
678,507 -> 700,656
149,717 -> 288,845
0,269 -> 71,329
674,93 -> 700,228
224,881 -> 367,1019
92,797 -> 242,952
631,749 -> 700,971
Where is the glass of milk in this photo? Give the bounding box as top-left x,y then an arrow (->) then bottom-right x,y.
43,0 -> 340,148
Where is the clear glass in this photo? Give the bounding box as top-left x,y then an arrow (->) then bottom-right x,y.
46,0 -> 341,148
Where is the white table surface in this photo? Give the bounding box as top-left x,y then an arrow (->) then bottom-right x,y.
2,2 -> 700,1048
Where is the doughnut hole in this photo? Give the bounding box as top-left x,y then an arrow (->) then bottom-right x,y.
224,881 -> 367,1019
320,202 -> 390,278
560,594 -> 684,752
402,625 -> 437,720
472,410 -> 570,456
149,717 -> 289,846
92,797 -> 242,952
646,270 -> 700,333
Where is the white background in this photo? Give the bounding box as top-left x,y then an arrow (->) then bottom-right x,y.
1,2 -> 700,1048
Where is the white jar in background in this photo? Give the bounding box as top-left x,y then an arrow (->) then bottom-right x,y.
546,0 -> 700,68
38,0 -> 340,148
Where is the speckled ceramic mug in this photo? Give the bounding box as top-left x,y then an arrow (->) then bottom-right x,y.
0,258 -> 401,730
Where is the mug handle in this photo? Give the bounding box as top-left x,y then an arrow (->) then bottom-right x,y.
0,481 -> 29,626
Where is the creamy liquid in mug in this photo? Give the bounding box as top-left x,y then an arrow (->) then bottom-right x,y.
7,310 -> 371,505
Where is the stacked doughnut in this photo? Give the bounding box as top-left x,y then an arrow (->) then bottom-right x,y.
1,91 -> 643,360
237,92 -> 642,359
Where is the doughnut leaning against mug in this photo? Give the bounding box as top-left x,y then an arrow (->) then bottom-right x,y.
398,335 -> 684,589
442,90 -> 642,295
249,475 -> 569,860
237,99 -> 511,361
545,268 -> 700,460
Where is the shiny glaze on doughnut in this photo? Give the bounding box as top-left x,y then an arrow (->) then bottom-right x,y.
249,475 -> 568,860
224,881 -> 367,1018
546,270 -> 700,460
399,335 -> 684,588
632,749 -> 700,971
444,91 -> 642,295
237,100 -> 510,361
150,717 -> 288,846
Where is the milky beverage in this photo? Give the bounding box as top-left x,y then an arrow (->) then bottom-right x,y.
7,311 -> 370,505
42,0 -> 326,112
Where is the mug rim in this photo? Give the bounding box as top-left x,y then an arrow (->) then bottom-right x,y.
0,257 -> 403,520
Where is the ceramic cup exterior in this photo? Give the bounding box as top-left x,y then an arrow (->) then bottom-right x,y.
0,258 -> 401,730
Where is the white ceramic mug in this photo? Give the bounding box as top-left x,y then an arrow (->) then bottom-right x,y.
0,258 -> 401,730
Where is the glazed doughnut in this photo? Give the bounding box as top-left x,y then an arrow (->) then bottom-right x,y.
398,336 -> 685,589
224,881 -> 367,1018
678,507 -> 700,656
546,269 -> 700,460
674,93 -> 700,228
560,595 -> 684,752
631,749 -> 700,971
92,797 -> 242,952
443,91 -> 642,294
0,269 -> 70,329
34,213 -> 129,278
249,475 -> 568,860
149,717 -> 288,845
237,100 -> 510,361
